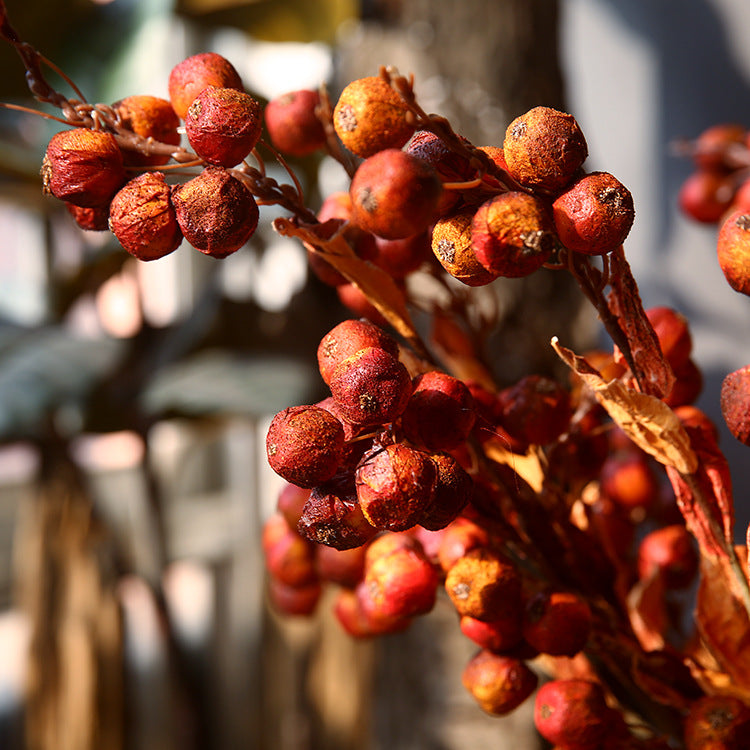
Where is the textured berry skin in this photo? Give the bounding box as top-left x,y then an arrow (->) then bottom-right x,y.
297,472 -> 377,550
503,106 -> 588,193
445,548 -> 522,621
355,443 -> 437,531
400,371 -> 476,451
522,590 -> 592,657
417,452 -> 473,531
720,365 -> 750,445
185,86 -> 263,167
171,167 -> 258,257
113,95 -> 181,166
329,346 -> 412,427
350,149 -> 443,240
717,209 -> 750,295
684,694 -> 750,750
637,524 -> 698,589
552,171 -> 635,255
534,679 -> 609,749
265,404 -> 345,488
431,210 -> 499,286
360,533 -> 438,620
471,192 -> 556,278
333,76 -> 414,158
462,651 -> 537,716
41,129 -> 126,208
264,89 -> 326,156
108,172 -> 182,261
317,318 -> 399,387
168,52 -> 243,120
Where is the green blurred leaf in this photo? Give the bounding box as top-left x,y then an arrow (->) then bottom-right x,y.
140,350 -> 319,418
0,324 -> 124,439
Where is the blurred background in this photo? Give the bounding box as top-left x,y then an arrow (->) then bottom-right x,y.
0,1 -> 749,748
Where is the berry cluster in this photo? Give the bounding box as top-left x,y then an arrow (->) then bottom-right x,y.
677,125 -> 750,451
5,6 -> 750,743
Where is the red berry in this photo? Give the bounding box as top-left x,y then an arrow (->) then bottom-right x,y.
417,452 -> 473,531
534,679 -> 609,749
684,694 -> 750,749
266,404 -> 346,488
637,524 -> 698,588
471,192 -> 556,278
553,170 -> 635,255
264,89 -> 326,156
679,169 -> 735,223
333,76 -> 414,158
185,86 -> 263,167
717,209 -> 750,295
42,129 -> 126,208
462,651 -> 538,716
522,590 -> 592,657
168,52 -> 243,120
720,364 -> 750,446
350,149 -> 443,240
503,106 -> 588,193
113,95 -> 181,167
171,166 -> 259,257
108,172 -> 182,261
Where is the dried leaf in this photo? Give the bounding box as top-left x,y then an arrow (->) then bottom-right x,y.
606,249 -> 675,399
627,572 -> 668,652
274,217 -> 424,355
695,552 -> 750,692
482,439 -> 545,493
551,338 -> 697,474
631,650 -> 703,710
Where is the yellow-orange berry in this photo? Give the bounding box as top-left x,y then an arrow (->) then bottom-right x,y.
333,76 -> 414,158
113,95 -> 180,166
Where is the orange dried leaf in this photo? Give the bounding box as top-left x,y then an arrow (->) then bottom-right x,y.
274,217 -> 421,350
695,552 -> 750,692
551,338 -> 697,474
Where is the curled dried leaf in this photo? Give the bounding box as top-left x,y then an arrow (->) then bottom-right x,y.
552,338 -> 697,473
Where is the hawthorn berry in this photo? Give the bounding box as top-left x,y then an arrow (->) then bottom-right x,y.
552,170 -> 635,255
333,75 -> 414,157
444,547 -> 522,621
264,89 -> 327,156
66,203 -> 109,232
349,149 -> 443,240
691,122 -> 746,171
459,613 -> 523,654
108,172 -> 182,261
462,650 -> 538,716
717,208 -> 750,295
113,94 -> 181,166
317,318 -> 400,387
503,106 -> 588,193
185,86 -> 263,167
683,694 -> 750,750
328,346 -> 412,427
168,52 -> 244,120
534,679 -> 609,749
171,166 -> 259,257
297,472 -> 377,550
261,512 -> 318,588
522,590 -> 592,657
471,192 -> 556,278
400,370 -> 476,451
42,128 -> 126,208
354,442 -> 437,531
637,524 -> 698,589
265,404 -> 346,488
678,169 -> 735,224
417,452 -> 473,531
431,209 -> 499,286
720,364 -> 750,445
